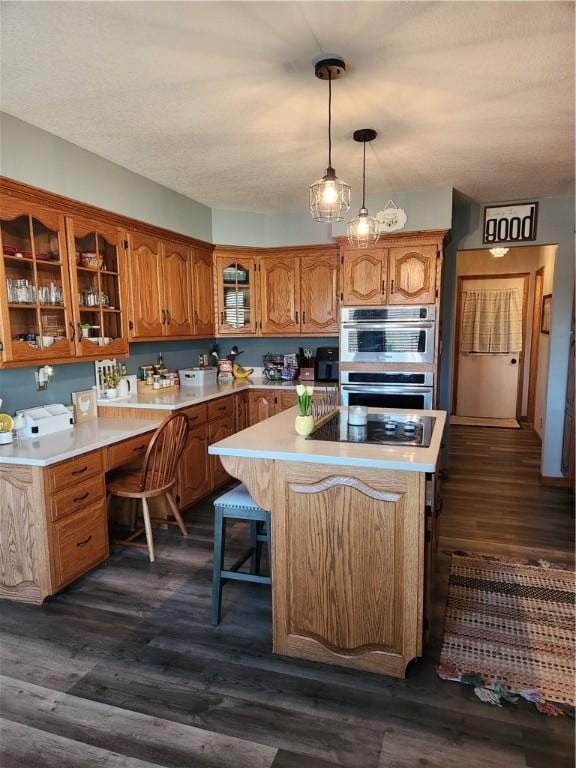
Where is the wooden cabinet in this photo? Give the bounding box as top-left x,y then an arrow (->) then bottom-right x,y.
259,255 -> 300,335
215,254 -> 258,335
127,231 -> 164,338
178,425 -> 211,508
50,502 -> 108,591
192,246 -> 214,337
248,389 -> 278,425
340,247 -> 388,305
301,252 -> 339,335
128,232 -> 194,339
66,216 -> 129,357
235,390 -> 249,432
0,196 -> 76,365
162,240 -> 193,337
388,245 -> 437,305
209,417 -> 235,489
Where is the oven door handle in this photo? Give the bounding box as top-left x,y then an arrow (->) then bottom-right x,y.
342,321 -> 434,330
341,385 -> 434,395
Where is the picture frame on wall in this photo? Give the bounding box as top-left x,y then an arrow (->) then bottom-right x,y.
483,201 -> 538,244
72,388 -> 97,422
541,294 -> 552,334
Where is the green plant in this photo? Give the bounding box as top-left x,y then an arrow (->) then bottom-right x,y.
103,370 -> 122,389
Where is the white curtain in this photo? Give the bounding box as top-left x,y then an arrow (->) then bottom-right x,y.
461,288 -> 523,353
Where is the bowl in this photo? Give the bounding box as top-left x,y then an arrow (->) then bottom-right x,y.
38,336 -> 55,348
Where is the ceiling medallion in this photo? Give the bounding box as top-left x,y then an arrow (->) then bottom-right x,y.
309,57 -> 350,223
375,200 -> 408,232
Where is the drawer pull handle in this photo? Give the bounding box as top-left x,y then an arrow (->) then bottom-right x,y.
71,466 -> 88,476
73,492 -> 90,503
76,535 -> 92,547
133,445 -> 145,452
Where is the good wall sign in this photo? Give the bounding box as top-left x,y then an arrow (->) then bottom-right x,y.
483,202 -> 538,244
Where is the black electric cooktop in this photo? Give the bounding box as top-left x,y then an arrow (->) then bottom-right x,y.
307,412 -> 436,448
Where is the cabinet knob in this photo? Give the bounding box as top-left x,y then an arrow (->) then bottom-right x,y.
69,321 -> 76,342
161,309 -> 166,325
166,309 -> 172,325
390,279 -> 395,294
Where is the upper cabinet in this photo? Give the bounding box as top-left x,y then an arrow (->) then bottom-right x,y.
388,245 -> 437,305
191,246 -> 214,338
66,216 -> 129,358
259,254 -> 300,335
215,254 -> 258,336
340,247 -> 388,306
0,197 -> 75,365
300,251 -> 339,335
127,232 -> 196,340
340,238 -> 443,307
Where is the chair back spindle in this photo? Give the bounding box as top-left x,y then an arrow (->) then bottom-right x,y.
140,413 -> 189,493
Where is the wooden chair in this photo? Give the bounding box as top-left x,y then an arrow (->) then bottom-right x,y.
106,412 -> 189,562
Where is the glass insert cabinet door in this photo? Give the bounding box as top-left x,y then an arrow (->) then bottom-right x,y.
0,198 -> 75,363
216,256 -> 257,335
66,217 -> 128,358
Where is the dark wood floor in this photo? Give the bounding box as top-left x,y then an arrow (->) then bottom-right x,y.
1,425 -> 574,768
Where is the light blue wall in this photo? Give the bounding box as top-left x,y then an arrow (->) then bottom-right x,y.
0,336 -> 333,413
0,113 -> 213,241
439,194 -> 575,477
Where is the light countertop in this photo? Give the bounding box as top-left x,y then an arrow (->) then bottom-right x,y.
0,416 -> 163,467
96,378 -> 335,411
209,406 -> 446,473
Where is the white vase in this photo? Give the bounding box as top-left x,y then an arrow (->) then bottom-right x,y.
106,388 -> 118,399
294,414 -> 314,436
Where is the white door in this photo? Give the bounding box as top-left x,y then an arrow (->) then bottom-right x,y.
456,277 -> 525,418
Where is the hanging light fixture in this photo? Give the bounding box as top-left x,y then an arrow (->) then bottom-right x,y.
489,247 -> 509,258
309,57 -> 350,222
347,129 -> 380,248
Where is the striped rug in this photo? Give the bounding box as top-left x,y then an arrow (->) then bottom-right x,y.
438,554 -> 575,706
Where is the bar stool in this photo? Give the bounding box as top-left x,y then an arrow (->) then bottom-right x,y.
106,412 -> 189,563
212,483 -> 271,625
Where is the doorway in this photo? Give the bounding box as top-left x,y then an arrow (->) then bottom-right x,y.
452,273 -> 529,425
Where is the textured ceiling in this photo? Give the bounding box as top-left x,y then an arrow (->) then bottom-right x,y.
1,1 -> 574,212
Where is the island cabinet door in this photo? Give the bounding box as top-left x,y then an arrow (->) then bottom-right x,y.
387,245 -> 437,305
271,461 -> 425,678
259,255 -> 300,335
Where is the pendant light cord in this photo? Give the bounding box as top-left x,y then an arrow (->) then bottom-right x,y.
362,141 -> 366,208
328,72 -> 332,169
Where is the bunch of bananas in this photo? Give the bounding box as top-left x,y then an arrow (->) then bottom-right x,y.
232,363 -> 254,379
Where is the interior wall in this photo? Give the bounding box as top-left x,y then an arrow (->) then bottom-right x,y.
454,246 -> 543,417
0,336 -> 332,414
440,194 -> 575,477
534,245 -> 557,438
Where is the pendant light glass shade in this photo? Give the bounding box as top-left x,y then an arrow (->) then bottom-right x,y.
347,128 -> 380,248
310,58 -> 350,223
347,207 -> 380,248
309,167 -> 351,223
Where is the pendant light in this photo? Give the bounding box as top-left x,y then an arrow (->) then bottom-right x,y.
347,129 -> 380,248
309,58 -> 350,223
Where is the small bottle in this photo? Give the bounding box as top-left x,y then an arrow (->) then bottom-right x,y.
158,352 -> 164,368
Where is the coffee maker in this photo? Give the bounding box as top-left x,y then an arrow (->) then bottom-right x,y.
315,347 -> 339,382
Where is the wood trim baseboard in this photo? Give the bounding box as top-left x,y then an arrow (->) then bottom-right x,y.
540,474 -> 573,489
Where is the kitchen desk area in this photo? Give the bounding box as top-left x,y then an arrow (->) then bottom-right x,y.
209,406 -> 445,678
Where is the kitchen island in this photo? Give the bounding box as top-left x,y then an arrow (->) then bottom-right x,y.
209,406 -> 446,678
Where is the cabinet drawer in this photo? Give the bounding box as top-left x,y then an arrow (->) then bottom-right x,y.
46,450 -> 103,491
207,396 -> 234,422
182,403 -> 207,427
106,432 -> 153,471
51,502 -> 108,589
50,474 -> 105,522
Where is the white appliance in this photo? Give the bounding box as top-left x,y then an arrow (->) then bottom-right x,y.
340,306 -> 436,365
179,367 -> 218,387
16,404 -> 74,438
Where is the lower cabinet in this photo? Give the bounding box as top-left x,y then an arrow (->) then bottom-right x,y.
50,502 -> 108,590
248,389 -> 278,425
209,416 -> 235,488
177,424 -> 211,509
235,390 -> 249,432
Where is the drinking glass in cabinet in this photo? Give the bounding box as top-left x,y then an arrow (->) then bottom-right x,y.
7,278 -> 36,303
38,282 -> 63,305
